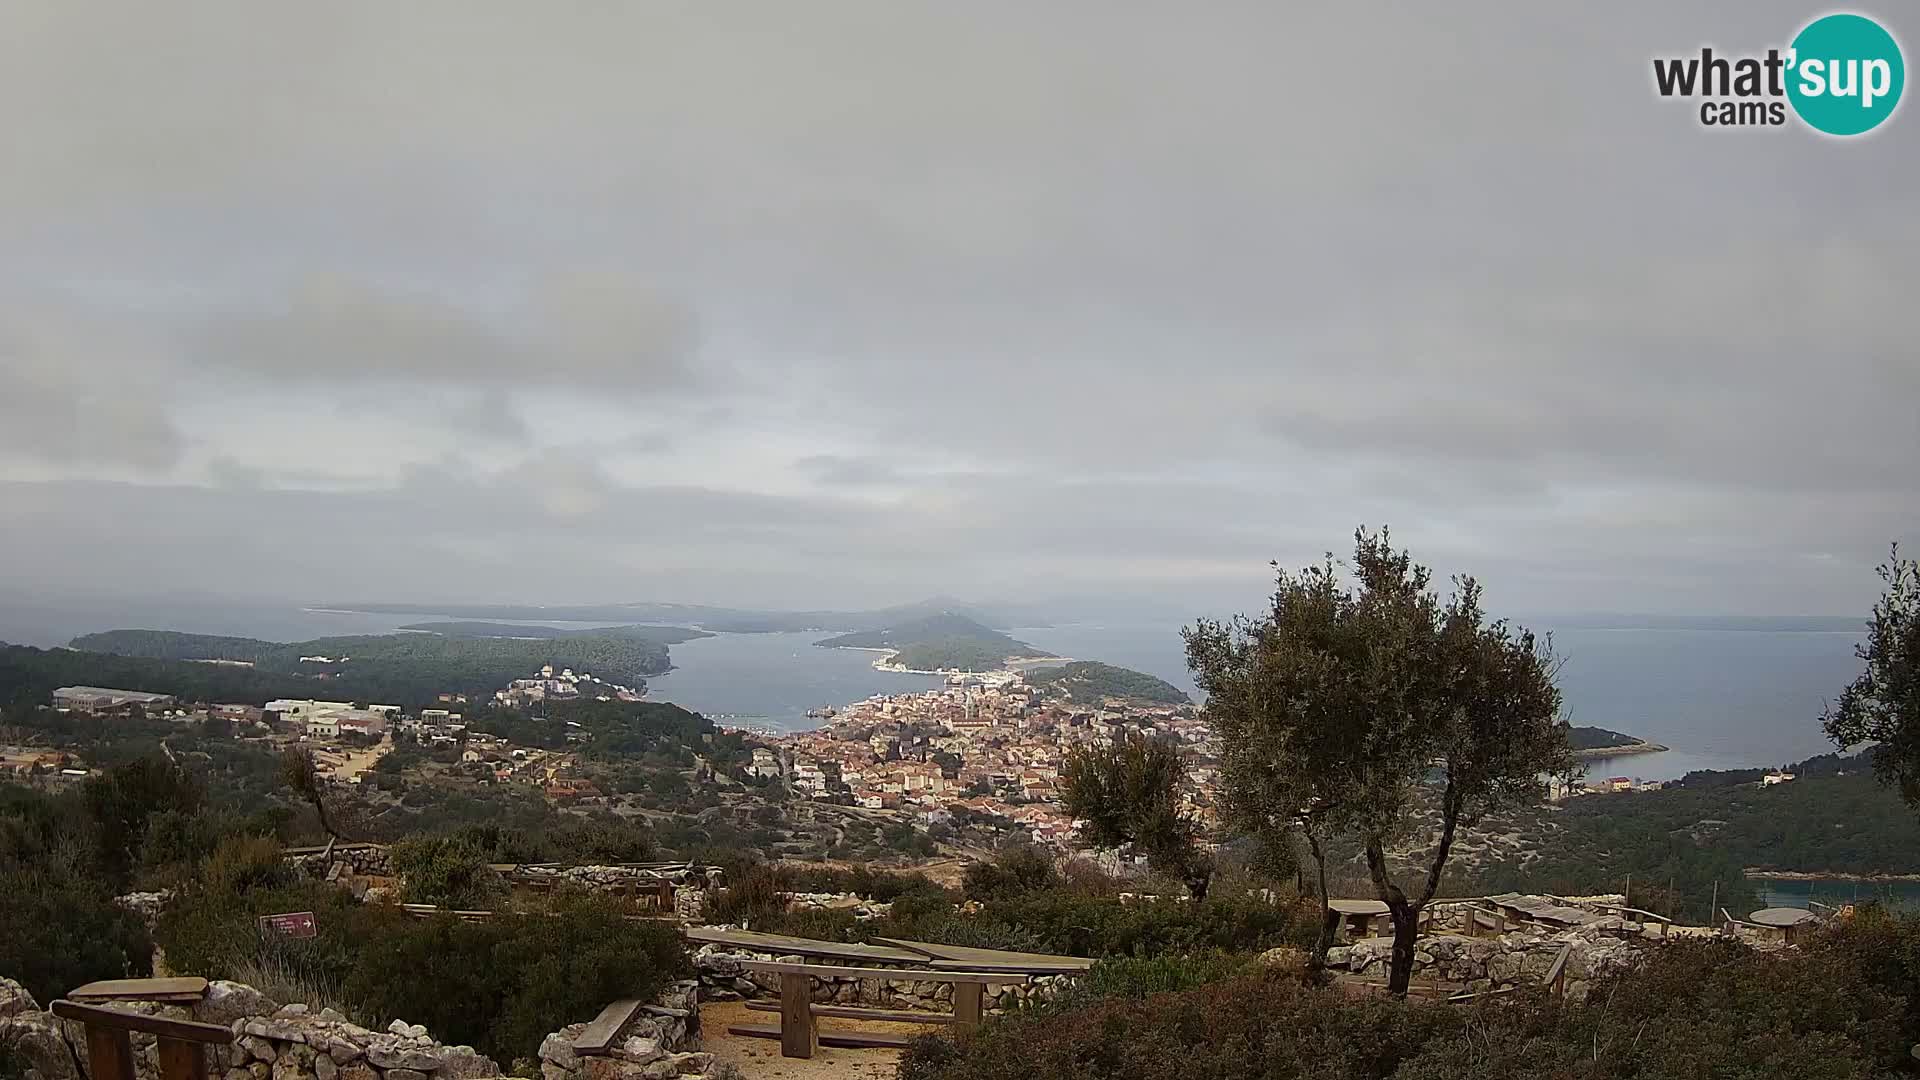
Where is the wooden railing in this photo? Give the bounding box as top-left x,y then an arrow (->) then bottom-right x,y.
50,1000 -> 232,1080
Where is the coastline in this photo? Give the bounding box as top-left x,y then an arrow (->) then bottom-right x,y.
1573,739 -> 1668,760
1746,869 -> 1920,883
825,645 -> 1075,678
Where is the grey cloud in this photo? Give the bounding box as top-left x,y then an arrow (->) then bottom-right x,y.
0,2 -> 1915,619
0,316 -> 181,469
190,274 -> 699,390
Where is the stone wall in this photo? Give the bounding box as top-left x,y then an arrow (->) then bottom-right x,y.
536,982 -> 722,1080
285,844 -> 395,879
0,978 -> 728,1080
691,942 -> 1074,1013
1326,921 -> 1646,1002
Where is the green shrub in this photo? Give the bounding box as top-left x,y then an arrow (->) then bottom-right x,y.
344,897 -> 688,1062
962,845 -> 1059,902
389,835 -> 508,910
0,784 -> 154,1002
899,940 -> 1912,1080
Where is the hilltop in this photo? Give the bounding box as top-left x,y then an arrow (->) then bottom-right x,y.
1025,660 -> 1191,705
814,613 -> 1052,672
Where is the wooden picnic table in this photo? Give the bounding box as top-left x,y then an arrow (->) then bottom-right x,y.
1328,899 -> 1391,938
1749,907 -> 1818,945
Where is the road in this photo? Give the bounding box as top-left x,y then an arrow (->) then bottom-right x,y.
330,735 -> 392,781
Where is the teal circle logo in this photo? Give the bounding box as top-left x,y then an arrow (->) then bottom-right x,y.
1787,13 -> 1905,135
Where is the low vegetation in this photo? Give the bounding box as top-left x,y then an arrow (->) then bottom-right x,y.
902,919 -> 1920,1080
1025,661 -> 1191,705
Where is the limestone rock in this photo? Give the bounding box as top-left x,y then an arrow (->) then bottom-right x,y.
313,1053 -> 336,1080
609,1035 -> 661,1064
540,1026 -> 586,1071
198,982 -> 277,1028
0,978 -> 39,1018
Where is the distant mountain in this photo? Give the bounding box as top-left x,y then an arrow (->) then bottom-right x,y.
325,597 -> 1034,634
396,621 -> 709,645
1026,661 -> 1190,706
814,613 -> 1052,672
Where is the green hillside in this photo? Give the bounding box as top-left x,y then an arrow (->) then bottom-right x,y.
57,627 -> 682,706
815,613 -> 1050,672
1027,661 -> 1190,705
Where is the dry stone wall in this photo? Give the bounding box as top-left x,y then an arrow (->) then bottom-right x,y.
1324,922 -> 1647,1002
0,978 -> 728,1080
691,940 -> 1074,1012
535,982 -> 721,1080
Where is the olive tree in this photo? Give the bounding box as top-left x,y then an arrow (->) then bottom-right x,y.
1061,732 -> 1213,898
1823,544 -> 1920,803
1187,528 -> 1571,995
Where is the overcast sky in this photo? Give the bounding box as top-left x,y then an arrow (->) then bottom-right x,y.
1,2 -> 1914,625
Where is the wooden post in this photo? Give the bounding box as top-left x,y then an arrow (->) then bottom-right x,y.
85,1025 -> 137,1080
156,1037 -> 206,1080
779,972 -> 817,1059
1710,881 -> 1719,931
954,981 -> 985,1031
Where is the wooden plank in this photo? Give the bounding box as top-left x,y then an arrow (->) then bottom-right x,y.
871,938 -> 1095,974
156,1037 -> 206,1080
728,1024 -> 916,1051
780,973 -> 817,1059
738,961 -> 1028,985
570,999 -> 645,1056
1544,943 -> 1572,998
85,1021 -> 136,1080
50,1001 -> 233,1045
953,981 -> 984,1031
69,978 -> 209,1003
684,927 -> 928,965
746,1002 -> 955,1025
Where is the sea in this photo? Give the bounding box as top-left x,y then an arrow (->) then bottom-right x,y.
0,597 -> 1867,781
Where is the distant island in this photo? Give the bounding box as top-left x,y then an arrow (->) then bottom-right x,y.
1025,661 -> 1191,705
396,621 -> 710,644
1567,725 -> 1667,757
814,613 -> 1054,673
324,595 -> 1040,634
55,627 -> 692,707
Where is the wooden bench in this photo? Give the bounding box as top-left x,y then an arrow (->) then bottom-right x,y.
725,961 -> 1029,1059
68,978 -> 209,1004
51,1000 -> 232,1080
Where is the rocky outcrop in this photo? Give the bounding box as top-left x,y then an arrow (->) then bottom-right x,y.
690,942 -> 1074,1012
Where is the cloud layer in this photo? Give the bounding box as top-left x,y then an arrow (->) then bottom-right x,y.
0,1 -> 1914,621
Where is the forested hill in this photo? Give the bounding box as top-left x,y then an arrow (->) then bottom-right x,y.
1026,661 -> 1191,705
814,613 -> 1051,672
44,627 -> 684,707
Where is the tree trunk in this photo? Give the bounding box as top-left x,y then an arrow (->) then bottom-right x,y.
1385,903 -> 1420,996
1306,832 -> 1336,969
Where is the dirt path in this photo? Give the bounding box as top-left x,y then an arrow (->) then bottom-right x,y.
699,999 -> 941,1080
331,735 -> 391,781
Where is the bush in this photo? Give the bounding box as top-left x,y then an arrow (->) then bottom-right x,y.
962,846 -> 1059,902
899,939 -> 1912,1080
389,835 -> 508,910
0,784 -> 154,1003
344,897 -> 688,1062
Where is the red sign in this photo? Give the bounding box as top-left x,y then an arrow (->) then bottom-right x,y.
259,911 -> 317,939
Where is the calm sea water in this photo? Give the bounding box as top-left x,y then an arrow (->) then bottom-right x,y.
1754,877 -> 1920,910
0,599 -> 1868,772
1010,622 -> 1864,782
